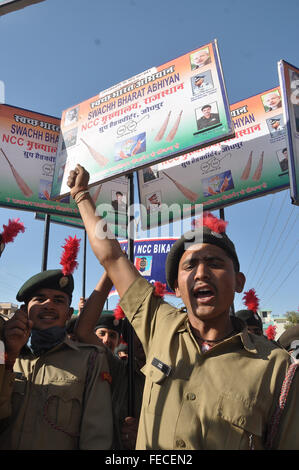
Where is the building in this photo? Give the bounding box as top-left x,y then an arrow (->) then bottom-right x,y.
0,302 -> 18,320
259,308 -> 288,339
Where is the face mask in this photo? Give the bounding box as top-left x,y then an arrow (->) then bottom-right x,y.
28,326 -> 66,355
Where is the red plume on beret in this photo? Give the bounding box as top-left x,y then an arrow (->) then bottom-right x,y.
192,212 -> 228,234
113,280 -> 166,320
243,289 -> 259,313
1,218 -> 25,243
265,324 -> 277,341
60,235 -> 81,275
113,303 -> 125,320
153,281 -> 167,298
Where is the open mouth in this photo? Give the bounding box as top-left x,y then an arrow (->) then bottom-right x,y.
38,312 -> 58,321
193,285 -> 216,302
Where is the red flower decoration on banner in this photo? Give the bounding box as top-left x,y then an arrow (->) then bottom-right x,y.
1,218 -> 25,243
243,289 -> 259,313
60,235 -> 81,275
192,212 -> 228,234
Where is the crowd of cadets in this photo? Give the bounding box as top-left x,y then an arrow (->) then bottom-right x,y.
0,164 -> 298,450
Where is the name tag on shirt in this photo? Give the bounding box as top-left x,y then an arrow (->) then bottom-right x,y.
151,357 -> 172,376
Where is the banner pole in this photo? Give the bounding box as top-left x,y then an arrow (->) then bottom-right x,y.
41,213 -> 51,271
82,229 -> 87,300
127,172 -> 135,416
220,208 -> 236,315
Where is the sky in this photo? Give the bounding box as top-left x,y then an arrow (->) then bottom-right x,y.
0,0 -> 298,318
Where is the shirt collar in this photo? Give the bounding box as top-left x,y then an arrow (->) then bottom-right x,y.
21,335 -> 80,357
177,313 -> 258,355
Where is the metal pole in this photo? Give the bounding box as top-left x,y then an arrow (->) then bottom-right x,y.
41,214 -> 51,271
82,230 -> 87,299
220,208 -> 236,316
127,172 -> 135,416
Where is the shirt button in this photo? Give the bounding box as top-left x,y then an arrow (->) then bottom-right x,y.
176,439 -> 186,448
186,392 -> 196,400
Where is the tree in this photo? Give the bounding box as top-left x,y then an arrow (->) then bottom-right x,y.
284,311 -> 299,330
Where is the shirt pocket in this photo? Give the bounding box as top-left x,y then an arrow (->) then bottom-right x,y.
142,359 -> 192,416
211,393 -> 263,450
11,374 -> 27,418
44,381 -> 83,438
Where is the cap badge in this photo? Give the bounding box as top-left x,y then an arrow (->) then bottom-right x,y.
211,230 -> 222,238
59,276 -> 69,288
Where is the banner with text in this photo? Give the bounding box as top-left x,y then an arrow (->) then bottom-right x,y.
137,87 -> 290,229
51,40 -> 233,197
278,60 -> 299,205
0,104 -> 129,229
0,104 -> 79,217
109,238 -> 178,296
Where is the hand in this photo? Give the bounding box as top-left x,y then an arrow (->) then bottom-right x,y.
4,306 -> 33,363
78,297 -> 86,313
67,164 -> 90,199
121,416 -> 139,450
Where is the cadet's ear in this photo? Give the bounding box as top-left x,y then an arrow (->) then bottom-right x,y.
173,279 -> 181,298
235,272 -> 246,293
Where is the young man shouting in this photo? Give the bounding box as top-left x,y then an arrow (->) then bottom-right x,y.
67,164 -> 299,450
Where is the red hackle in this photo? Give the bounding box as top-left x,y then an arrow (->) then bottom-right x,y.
192,211 -> 228,233
1,218 -> 25,243
266,324 -> 277,341
60,235 -> 81,275
243,289 -> 259,313
153,281 -> 167,298
113,303 -> 125,320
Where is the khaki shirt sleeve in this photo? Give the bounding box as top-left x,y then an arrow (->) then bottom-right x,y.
79,348 -> 113,450
119,277 -> 178,357
0,367 -> 14,420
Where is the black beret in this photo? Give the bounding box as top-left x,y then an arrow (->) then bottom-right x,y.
94,313 -> 122,335
235,309 -> 263,328
16,269 -> 74,303
165,225 -> 240,291
278,325 -> 299,351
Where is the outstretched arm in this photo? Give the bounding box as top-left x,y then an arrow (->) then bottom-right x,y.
67,164 -> 140,298
74,271 -> 113,345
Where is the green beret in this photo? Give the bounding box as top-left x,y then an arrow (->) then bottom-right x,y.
235,309 -> 263,328
165,225 -> 240,291
94,313 -> 122,335
278,325 -> 299,351
16,269 -> 74,303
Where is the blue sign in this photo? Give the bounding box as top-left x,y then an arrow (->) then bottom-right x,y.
109,237 -> 178,296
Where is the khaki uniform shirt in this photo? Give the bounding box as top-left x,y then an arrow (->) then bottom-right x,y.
0,367 -> 14,420
120,277 -> 299,450
0,337 -> 113,450
0,318 -> 14,420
